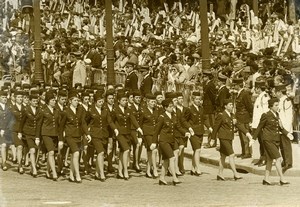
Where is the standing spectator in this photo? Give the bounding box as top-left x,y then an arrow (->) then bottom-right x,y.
124,61 -> 138,91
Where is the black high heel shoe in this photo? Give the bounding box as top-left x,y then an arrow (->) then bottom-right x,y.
18,167 -> 24,174
262,180 -> 271,185
159,180 -> 168,185
116,174 -> 124,179
31,171 -> 37,178
134,166 -> 142,173
217,175 -> 225,181
280,180 -> 290,185
234,176 -> 242,181
124,176 -> 129,181
99,177 -> 106,182
75,178 -> 82,183
172,180 -> 182,186
145,173 -> 153,178
52,177 -> 58,181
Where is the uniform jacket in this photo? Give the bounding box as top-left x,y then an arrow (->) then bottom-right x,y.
85,105 -> 116,139
185,104 -> 210,136
8,103 -> 23,132
103,103 -> 115,137
235,89 -> 253,124
215,85 -> 230,113
253,110 -> 289,142
173,107 -> 189,137
203,80 -> 217,114
38,105 -> 60,138
129,103 -> 142,130
140,74 -> 153,96
59,106 -> 88,139
140,106 -> 159,136
212,110 -> 248,140
125,71 -> 138,91
113,105 -> 139,135
0,103 -> 13,135
153,112 -> 186,143
19,106 -> 43,137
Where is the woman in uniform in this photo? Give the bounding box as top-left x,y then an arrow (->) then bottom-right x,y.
212,99 -> 250,181
85,91 -> 118,181
38,91 -> 60,181
151,98 -> 188,185
252,98 -> 292,185
59,90 -> 89,183
140,94 -> 159,178
19,92 -> 43,177
10,91 -> 25,174
113,92 -> 143,180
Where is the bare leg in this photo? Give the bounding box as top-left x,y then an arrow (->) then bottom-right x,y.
228,154 -> 240,177
29,148 -> 37,174
98,152 -> 105,179
194,149 -> 202,173
218,153 -> 226,177
123,150 -> 130,178
152,149 -> 158,177
48,151 -> 57,179
160,159 -> 168,182
173,149 -> 181,175
264,156 -> 273,182
275,157 -> 287,182
169,156 -> 180,182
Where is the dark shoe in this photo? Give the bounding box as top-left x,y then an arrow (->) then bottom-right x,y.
116,174 -> 124,179
145,173 -> 153,178
31,171 -> 37,178
217,175 -> 225,181
234,176 -> 242,180
68,178 -> 75,183
107,167 -> 116,174
254,160 -> 262,166
166,170 -> 172,177
52,177 -> 58,181
241,154 -> 252,159
172,180 -> 182,186
159,180 -> 167,185
45,173 -> 51,180
204,144 -> 213,149
179,170 -> 185,175
176,172 -> 183,177
236,154 -> 243,158
124,176 -> 129,181
18,167 -> 24,174
2,164 -> 8,171
280,180 -> 290,185
262,180 -> 271,185
134,166 -> 142,173
75,178 -> 82,183
99,177 -> 106,182
258,161 -> 266,167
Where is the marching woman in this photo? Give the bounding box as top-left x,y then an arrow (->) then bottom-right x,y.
151,98 -> 189,185
185,92 -> 212,176
85,91 -> 118,181
211,99 -> 251,181
59,90 -> 89,183
140,94 -> 159,178
10,91 -> 25,174
252,98 -> 293,185
19,92 -> 43,177
0,91 -> 13,171
113,91 -> 143,180
38,91 -> 60,181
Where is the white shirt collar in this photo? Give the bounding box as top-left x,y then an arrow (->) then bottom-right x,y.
0,102 -> 5,110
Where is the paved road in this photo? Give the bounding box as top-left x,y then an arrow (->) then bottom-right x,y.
1,157 -> 300,207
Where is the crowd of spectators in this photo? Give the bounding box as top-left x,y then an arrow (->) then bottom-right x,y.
0,0 -> 299,93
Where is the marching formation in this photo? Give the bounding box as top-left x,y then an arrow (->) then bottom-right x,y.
0,71 -> 297,186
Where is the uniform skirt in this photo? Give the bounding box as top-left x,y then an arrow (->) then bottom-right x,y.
263,140 -> 281,160
66,136 -> 82,153
0,131 -> 13,145
159,141 -> 175,160
117,134 -> 131,152
143,135 -> 154,151
219,139 -> 234,156
92,137 -> 108,154
42,136 -> 58,152
190,135 -> 203,151
25,135 -> 38,149
13,132 -> 26,147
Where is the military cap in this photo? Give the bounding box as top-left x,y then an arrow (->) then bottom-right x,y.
154,91 -> 163,96
45,91 -> 56,103
223,99 -> 233,106
192,91 -> 201,96
68,90 -> 78,99
176,92 -> 183,98
117,92 -> 128,100
145,93 -> 156,100
255,80 -> 266,88
14,90 -> 23,96
30,90 -> 40,95
232,77 -> 244,85
132,90 -> 141,97
0,91 -> 8,96
165,92 -> 177,99
94,91 -> 104,101
268,98 -> 279,107
81,92 -> 90,98
161,98 -> 173,108
274,84 -> 287,92
58,90 -> 68,97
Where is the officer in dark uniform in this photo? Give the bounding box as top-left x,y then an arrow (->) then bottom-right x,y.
252,98 -> 292,185
124,61 -> 138,91
19,92 -> 43,177
59,90 -> 89,183
85,91 -> 118,181
232,77 -> 253,159
38,91 -> 60,181
140,66 -> 153,97
215,73 -> 230,113
9,90 -> 25,174
202,70 -> 217,148
185,91 -> 211,175
113,92 -> 142,180
0,91 -> 13,171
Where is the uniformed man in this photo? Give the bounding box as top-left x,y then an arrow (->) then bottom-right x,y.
140,66 -> 153,97
124,61 -> 138,91
215,73 -> 230,113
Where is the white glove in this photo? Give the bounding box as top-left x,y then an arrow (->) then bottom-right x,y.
0,130 -> 4,137
208,127 -> 213,133
185,132 -> 191,138
137,127 -> 143,136
63,131 -> 66,137
150,143 -> 157,150
137,138 -> 143,145
17,133 -> 22,139
58,141 -> 64,149
188,127 -> 195,136
287,133 -> 294,141
246,132 -> 253,140
232,118 -> 237,125
249,139 -> 255,147
86,135 -> 92,143
35,138 -> 40,146
114,129 -> 119,137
